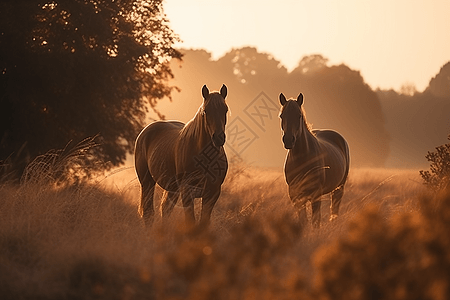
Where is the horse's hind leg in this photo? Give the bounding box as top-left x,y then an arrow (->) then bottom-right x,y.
161,190 -> 179,219
330,185 -> 344,221
138,171 -> 156,226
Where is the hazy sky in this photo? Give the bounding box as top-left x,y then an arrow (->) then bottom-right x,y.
164,0 -> 450,92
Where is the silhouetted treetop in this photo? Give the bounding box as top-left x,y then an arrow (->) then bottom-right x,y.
0,0 -> 181,179
293,54 -> 329,74
427,62 -> 450,98
217,47 -> 288,85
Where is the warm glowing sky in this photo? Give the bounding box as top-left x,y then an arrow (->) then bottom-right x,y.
164,0 -> 450,92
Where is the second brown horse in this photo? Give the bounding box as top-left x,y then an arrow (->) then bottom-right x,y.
279,92 -> 350,228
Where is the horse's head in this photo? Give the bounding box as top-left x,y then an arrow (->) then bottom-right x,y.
201,84 -> 229,147
279,93 -> 304,149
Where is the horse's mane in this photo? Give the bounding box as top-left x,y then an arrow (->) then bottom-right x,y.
179,105 -> 206,142
301,106 -> 314,133
179,93 -> 227,141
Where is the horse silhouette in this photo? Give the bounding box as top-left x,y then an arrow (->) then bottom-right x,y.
134,85 -> 229,227
279,93 -> 350,228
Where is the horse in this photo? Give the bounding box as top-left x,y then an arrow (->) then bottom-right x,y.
134,84 -> 229,228
279,92 -> 350,228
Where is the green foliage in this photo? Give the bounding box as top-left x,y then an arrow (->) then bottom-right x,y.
420,134 -> 450,191
0,0 -> 181,178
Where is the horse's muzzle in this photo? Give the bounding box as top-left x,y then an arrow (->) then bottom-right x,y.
282,135 -> 295,149
212,132 -> 226,147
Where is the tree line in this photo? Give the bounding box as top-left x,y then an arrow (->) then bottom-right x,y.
156,48 -> 450,168
158,48 -> 390,167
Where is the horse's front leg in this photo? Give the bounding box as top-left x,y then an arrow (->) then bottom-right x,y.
200,187 -> 221,227
292,197 -> 309,229
161,190 -> 179,227
311,199 -> 321,228
180,187 -> 196,228
294,203 -> 308,230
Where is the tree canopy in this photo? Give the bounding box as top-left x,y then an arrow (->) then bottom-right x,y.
0,0 -> 181,178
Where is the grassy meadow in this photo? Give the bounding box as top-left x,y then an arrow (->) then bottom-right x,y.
1,156 -> 450,299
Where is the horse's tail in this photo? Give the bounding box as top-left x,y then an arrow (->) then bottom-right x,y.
134,125 -> 157,225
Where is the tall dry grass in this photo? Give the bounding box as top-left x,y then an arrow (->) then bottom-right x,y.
2,152 -> 449,299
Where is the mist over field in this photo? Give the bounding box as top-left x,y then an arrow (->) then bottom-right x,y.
152,48 -> 450,169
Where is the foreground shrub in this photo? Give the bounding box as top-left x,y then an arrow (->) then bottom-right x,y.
314,188 -> 450,300
420,134 -> 450,191
0,180 -> 311,299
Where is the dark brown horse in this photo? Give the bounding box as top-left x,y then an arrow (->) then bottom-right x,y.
279,93 -> 350,228
134,85 -> 229,227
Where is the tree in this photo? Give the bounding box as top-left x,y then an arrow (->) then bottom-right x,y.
399,82 -> 417,96
0,0 -> 181,179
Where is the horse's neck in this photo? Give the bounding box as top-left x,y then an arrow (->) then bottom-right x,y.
291,125 -> 317,157
182,112 -> 211,150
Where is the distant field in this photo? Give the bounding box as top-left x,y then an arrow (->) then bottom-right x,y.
104,164 -> 424,229
2,162 -> 449,299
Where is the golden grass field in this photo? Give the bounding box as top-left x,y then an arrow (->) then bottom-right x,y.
1,157 -> 449,299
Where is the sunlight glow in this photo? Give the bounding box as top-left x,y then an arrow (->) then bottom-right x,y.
164,0 -> 450,92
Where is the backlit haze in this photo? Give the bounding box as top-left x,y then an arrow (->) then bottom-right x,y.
164,0 -> 450,92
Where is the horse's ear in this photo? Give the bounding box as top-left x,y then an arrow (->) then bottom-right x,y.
297,93 -> 304,106
202,85 -> 209,99
220,84 -> 227,99
279,93 -> 287,106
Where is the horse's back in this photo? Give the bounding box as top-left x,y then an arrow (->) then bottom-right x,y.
135,121 -> 184,190
314,130 -> 348,157
135,121 -> 184,155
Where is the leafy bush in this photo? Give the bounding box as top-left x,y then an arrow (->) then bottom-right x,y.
420,134 -> 450,191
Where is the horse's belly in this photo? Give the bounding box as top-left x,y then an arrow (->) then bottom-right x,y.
322,170 -> 344,194
143,123 -> 181,192
285,156 -> 343,198
322,151 -> 347,191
